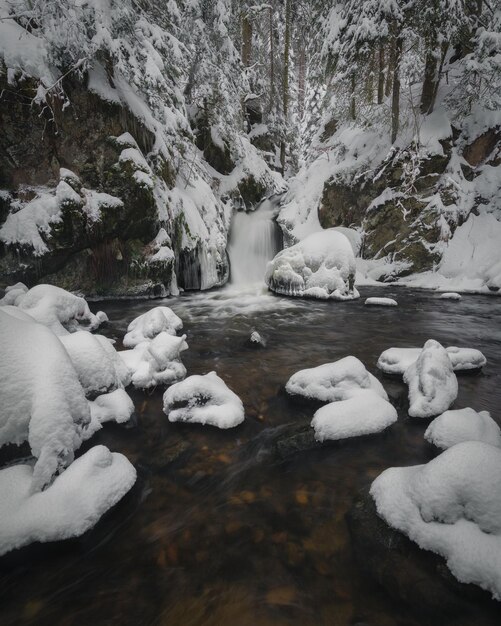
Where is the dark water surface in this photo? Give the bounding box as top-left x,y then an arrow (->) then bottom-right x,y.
1,286 -> 500,626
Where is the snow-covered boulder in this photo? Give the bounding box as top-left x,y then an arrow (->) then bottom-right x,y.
377,345 -> 486,375
370,441 -> 501,600
60,331 -> 131,397
0,282 -> 28,305
163,372 -> 244,429
0,445 -> 136,556
123,306 -> 183,348
120,332 -> 188,389
88,389 -> 135,427
404,340 -> 458,418
311,390 -> 397,442
364,297 -> 398,307
286,356 -> 388,403
265,229 -> 358,300
439,292 -> 462,300
14,284 -> 102,335
0,310 -> 91,492
425,408 -> 501,450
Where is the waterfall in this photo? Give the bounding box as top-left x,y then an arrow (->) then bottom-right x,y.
227,197 -> 282,287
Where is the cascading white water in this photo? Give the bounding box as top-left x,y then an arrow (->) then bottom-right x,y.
227,198 -> 281,286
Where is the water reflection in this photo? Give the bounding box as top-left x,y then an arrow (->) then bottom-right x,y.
1,287 -> 500,626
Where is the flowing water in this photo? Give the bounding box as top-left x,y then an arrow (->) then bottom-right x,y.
2,285 -> 501,625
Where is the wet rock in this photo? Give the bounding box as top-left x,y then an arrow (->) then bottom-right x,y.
347,487 -> 499,619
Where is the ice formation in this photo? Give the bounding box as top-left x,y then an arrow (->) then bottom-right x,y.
120,332 -> 188,388
425,408 -> 501,450
371,442 -> 501,600
163,372 -> 245,429
123,306 -> 183,347
404,340 -> 458,418
377,345 -> 486,375
364,297 -> 398,307
265,229 -> 358,300
311,389 -> 397,442
0,446 -> 136,556
286,356 -> 388,403
0,309 -> 91,492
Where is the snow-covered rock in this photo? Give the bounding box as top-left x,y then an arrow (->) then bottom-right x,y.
163,372 -> 244,429
0,445 -> 136,556
120,332 -> 188,389
439,292 -> 462,300
123,306 -> 183,348
88,389 -> 135,427
286,356 -> 388,403
0,310 -> 91,492
60,331 -> 131,397
0,282 -> 28,306
378,345 -> 486,375
425,408 -> 501,450
311,390 -> 397,442
364,297 -> 398,307
265,229 -> 358,300
14,284 -> 101,335
370,441 -> 501,600
404,340 -> 458,418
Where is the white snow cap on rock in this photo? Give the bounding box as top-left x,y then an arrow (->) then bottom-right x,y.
425,408 -> 501,450
404,340 -> 458,418
120,332 -> 188,388
13,284 -> 101,335
0,445 -> 136,556
286,356 -> 388,403
163,372 -> 245,429
123,306 -> 183,348
378,345 -> 486,375
0,310 -> 91,492
0,282 -> 28,306
439,292 -> 462,300
364,297 -> 398,306
88,389 -> 135,427
60,331 -> 131,397
370,441 -> 501,600
265,229 -> 358,300
312,389 -> 397,442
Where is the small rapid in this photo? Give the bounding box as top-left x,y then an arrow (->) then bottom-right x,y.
227,197 -> 282,287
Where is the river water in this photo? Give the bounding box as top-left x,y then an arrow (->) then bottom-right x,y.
1,282 -> 500,626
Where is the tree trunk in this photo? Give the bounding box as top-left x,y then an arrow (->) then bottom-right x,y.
241,12 -> 252,67
420,48 -> 438,114
391,33 -> 403,143
385,42 -> 393,98
430,41 -> 449,112
298,40 -> 306,119
377,45 -> 385,104
280,0 -> 291,175
268,5 -> 274,114
350,73 -> 356,120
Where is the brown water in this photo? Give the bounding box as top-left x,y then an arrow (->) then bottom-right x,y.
1,286 -> 501,626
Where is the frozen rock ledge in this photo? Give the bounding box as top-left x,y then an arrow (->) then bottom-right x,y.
265,229 -> 359,300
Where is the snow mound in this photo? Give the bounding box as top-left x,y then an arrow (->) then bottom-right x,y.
425,408 -> 501,450
364,297 -> 398,307
15,285 -> 102,336
60,331 -> 131,397
120,332 -> 188,389
404,340 -> 458,418
0,310 -> 90,492
371,442 -> 501,600
89,389 -> 135,427
286,356 -> 388,403
265,229 -> 358,300
0,445 -> 136,556
440,292 -> 462,300
311,390 -> 397,442
0,282 -> 28,306
163,372 -> 245,429
378,346 -> 486,375
123,306 -> 183,348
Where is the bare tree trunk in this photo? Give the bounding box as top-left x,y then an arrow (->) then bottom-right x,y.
268,5 -> 274,114
431,41 -> 449,112
377,45 -> 385,104
420,48 -> 438,114
391,32 -> 403,143
298,40 -> 306,119
350,73 -> 356,120
241,11 -> 252,67
385,41 -> 393,98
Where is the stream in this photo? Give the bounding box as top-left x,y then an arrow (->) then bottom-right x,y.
1,208 -> 501,625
